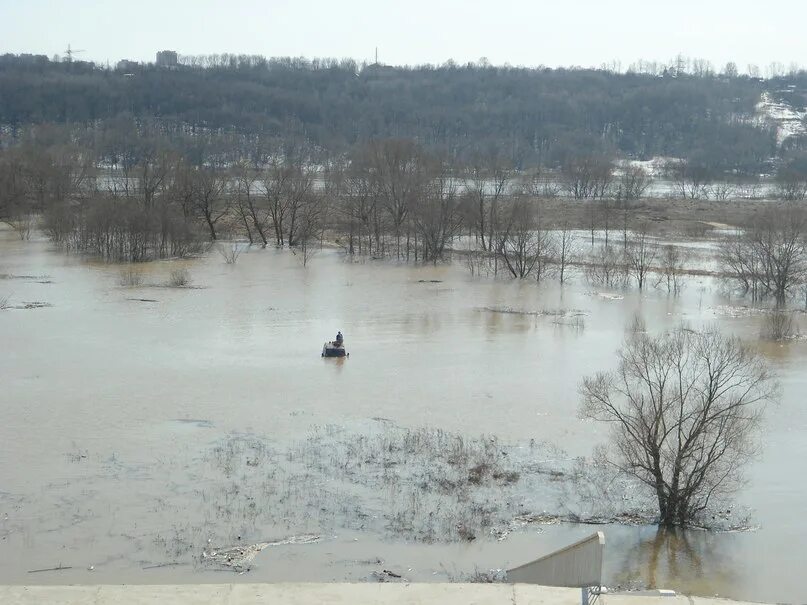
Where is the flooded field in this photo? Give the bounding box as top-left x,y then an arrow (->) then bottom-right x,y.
1,226 -> 806,603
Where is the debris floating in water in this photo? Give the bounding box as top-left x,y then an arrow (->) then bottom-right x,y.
201,534 -> 321,572
27,563 -> 72,573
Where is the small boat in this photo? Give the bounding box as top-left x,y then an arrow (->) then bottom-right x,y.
322,341 -> 348,357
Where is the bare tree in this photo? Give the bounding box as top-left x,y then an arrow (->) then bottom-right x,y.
775,163 -> 807,201
5,208 -> 34,240
168,159 -> 197,219
708,181 -> 735,202
763,309 -> 795,341
580,327 -> 776,527
672,159 -> 713,200
261,158 -> 294,247
0,149 -> 34,239
233,161 -> 268,246
294,190 -> 327,267
718,233 -> 764,301
284,165 -> 315,247
464,150 -> 512,252
413,156 -> 463,263
133,143 -> 173,210
555,220 -> 577,284
585,245 -> 627,287
370,139 -> 424,259
720,206 -> 807,306
561,155 -> 614,200
496,197 -> 554,281
655,244 -> 687,294
192,168 -> 229,240
340,156 -> 382,256
602,197 -> 613,248
0,149 -> 27,222
625,224 -> 658,290
620,165 -> 652,200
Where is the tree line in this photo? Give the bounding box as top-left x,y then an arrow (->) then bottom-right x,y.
0,52 -> 796,173
3,124 -> 807,300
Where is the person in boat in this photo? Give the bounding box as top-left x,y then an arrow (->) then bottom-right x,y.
335,331 -> 343,346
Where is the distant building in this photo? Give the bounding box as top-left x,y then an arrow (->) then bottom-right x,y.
116,59 -> 139,71
156,50 -> 178,67
362,62 -> 396,78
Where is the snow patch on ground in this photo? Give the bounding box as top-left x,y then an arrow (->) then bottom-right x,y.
616,157 -> 678,177
755,92 -> 807,146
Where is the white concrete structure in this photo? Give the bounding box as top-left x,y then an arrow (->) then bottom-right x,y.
0,584 -> 768,605
507,531 -> 605,588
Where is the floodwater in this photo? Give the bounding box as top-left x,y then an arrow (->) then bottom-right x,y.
1,226 -> 806,603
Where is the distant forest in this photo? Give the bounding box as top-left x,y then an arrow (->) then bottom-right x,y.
2,53 -> 805,174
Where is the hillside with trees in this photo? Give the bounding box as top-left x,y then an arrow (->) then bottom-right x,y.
1,53 -> 799,173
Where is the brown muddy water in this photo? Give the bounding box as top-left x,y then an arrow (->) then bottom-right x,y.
1,227 -> 806,603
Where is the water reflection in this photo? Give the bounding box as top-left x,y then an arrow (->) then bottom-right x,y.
611,527 -> 739,596
324,356 -> 348,372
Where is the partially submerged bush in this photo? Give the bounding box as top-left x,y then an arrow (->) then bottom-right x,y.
585,245 -> 628,287
218,243 -> 243,264
168,268 -> 191,287
46,197 -> 207,262
119,267 -> 143,287
763,309 -> 795,341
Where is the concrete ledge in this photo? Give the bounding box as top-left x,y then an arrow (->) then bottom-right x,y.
0,584 -> 765,605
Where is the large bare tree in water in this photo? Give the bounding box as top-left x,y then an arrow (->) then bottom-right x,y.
579,327 -> 776,527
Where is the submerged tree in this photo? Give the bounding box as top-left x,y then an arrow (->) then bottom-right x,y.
579,327 -> 776,527
413,157 -> 463,263
719,205 -> 807,306
625,223 -> 658,290
464,149 -> 512,252
495,197 -> 554,281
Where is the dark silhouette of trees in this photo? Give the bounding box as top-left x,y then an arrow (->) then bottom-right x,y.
0,53 -> 778,172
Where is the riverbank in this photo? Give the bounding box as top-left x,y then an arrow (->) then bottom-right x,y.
0,583 -> 769,605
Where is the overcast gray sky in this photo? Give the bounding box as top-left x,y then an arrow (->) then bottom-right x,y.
2,0 -> 805,71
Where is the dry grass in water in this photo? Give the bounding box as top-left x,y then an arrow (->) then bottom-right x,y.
119,267 -> 143,287
218,243 -> 243,265
167,268 -> 191,287
763,309 -> 797,341
27,421 -> 746,577
155,423 -> 666,563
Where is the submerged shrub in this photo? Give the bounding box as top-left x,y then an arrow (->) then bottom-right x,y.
118,267 -> 143,287
168,268 -> 191,287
